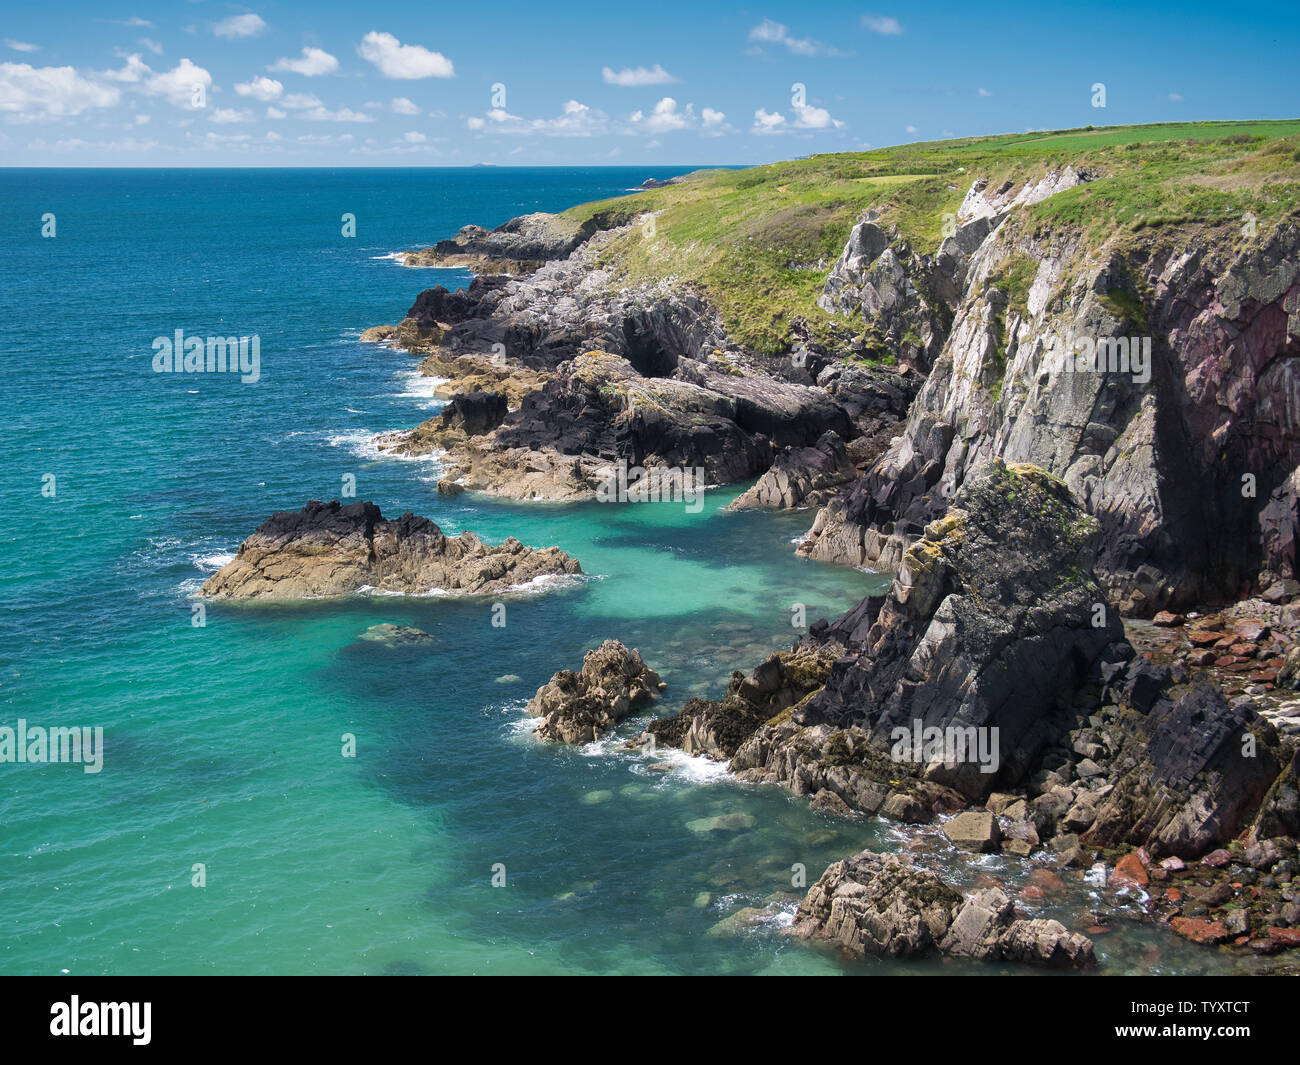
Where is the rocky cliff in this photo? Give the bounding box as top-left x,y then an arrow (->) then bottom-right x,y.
801,172 -> 1300,617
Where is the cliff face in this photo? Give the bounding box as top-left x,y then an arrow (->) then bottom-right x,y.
801,182 -> 1300,615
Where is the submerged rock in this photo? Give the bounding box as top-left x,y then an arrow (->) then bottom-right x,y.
200,500 -> 580,600
528,640 -> 665,744
357,623 -> 434,646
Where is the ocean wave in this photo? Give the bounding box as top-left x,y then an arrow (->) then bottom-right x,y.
193,551 -> 235,571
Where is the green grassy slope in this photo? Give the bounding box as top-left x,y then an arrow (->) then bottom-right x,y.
562,120 -> 1300,356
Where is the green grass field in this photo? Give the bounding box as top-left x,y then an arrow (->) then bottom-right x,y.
562,120 -> 1300,356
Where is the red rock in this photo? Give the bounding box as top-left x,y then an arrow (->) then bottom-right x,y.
1170,917 -> 1232,945
1113,852 -> 1150,888
1166,887 -> 1183,902
1188,630 -> 1224,647
1026,868 -> 1066,895
1153,611 -> 1184,627
1160,856 -> 1186,872
1232,642 -> 1260,658
1268,927 -> 1300,947
1202,849 -> 1232,868
1020,885 -> 1045,901
1186,649 -> 1217,667
1231,619 -> 1269,642
1214,636 -> 1240,650
1086,925 -> 1113,935
1250,669 -> 1279,683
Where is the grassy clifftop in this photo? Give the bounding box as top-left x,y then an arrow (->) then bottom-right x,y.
562,119 -> 1300,355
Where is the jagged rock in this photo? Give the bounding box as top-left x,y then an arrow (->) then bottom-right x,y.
400,212 -> 585,273
1083,680 -> 1285,858
728,431 -> 856,510
527,640 -> 665,745
796,460 -> 1124,800
793,851 -> 1094,967
804,176 -> 1300,617
200,501 -> 581,600
646,646 -> 836,760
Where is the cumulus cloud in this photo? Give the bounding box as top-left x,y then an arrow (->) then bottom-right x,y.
270,47 -> 338,76
103,54 -> 151,83
747,18 -> 845,57
628,96 -> 692,132
210,107 -> 252,124
213,14 -> 266,39
391,96 -> 419,115
358,31 -> 453,79
860,14 -> 903,35
0,62 -> 121,117
752,103 -> 843,133
5,40 -> 39,53
145,59 -> 213,108
401,130 -> 426,143
235,76 -> 283,102
467,99 -> 605,136
602,63 -> 676,87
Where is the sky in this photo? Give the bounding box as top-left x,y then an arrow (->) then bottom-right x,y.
1,1 -> 1296,166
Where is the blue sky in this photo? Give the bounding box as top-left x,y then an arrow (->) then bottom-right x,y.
1,1 -> 1296,165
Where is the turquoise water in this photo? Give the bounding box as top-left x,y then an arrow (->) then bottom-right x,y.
0,169 -> 1233,975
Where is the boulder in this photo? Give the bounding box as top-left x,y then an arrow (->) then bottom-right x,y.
528,640 -> 665,745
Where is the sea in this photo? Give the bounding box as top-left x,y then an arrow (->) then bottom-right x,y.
0,167 -> 1234,974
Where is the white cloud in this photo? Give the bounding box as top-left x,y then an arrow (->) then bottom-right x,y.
281,92 -> 323,109
466,99 -> 606,136
860,15 -> 903,35
0,62 -> 121,117
266,106 -> 286,119
391,96 -> 419,115
210,107 -> 252,124
103,54 -> 151,83
301,105 -> 373,123
752,103 -> 843,134
138,38 -> 164,56
235,75 -> 283,101
401,130 -> 426,143
629,96 -> 691,132
905,124 -> 918,133
702,107 -> 725,127
746,18 -> 844,57
1167,92 -> 1183,102
602,63 -> 676,87
5,40 -> 39,53
145,59 -> 213,108
792,104 -> 843,129
270,47 -> 338,76
213,14 -> 266,40
113,17 -> 152,28
977,87 -> 992,97
358,31 -> 453,79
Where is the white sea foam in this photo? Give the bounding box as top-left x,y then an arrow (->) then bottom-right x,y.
193,552 -> 235,571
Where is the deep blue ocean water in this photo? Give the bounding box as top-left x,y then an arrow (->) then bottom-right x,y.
0,168 -> 1231,974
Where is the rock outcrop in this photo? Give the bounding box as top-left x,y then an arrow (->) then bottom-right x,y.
200,500 -> 581,600
803,178 -> 1300,616
400,212 -> 585,274
528,640 -> 665,744
792,850 -> 1095,967
727,431 -> 856,510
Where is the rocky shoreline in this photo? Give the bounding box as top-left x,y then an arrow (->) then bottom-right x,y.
349,147 -> 1299,970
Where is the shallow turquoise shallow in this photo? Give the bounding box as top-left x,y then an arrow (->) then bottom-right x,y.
0,169 -> 1233,975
